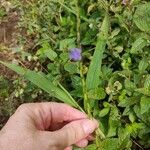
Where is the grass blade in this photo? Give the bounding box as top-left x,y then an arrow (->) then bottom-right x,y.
86,13 -> 110,90
0,61 -> 81,109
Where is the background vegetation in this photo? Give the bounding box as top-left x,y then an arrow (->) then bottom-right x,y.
0,0 -> 150,149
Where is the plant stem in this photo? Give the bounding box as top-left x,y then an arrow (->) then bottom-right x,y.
79,62 -> 91,116
75,1 -> 106,148
75,0 -> 91,116
57,0 -> 90,23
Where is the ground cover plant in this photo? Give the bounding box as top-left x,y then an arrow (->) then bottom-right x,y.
0,0 -> 150,149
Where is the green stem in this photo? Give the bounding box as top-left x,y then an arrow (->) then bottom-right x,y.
79,62 -> 91,116
75,0 -> 91,117
57,1 -> 90,23
75,1 -> 106,148
76,0 -> 80,48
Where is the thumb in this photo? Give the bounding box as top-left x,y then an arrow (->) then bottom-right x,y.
53,119 -> 98,148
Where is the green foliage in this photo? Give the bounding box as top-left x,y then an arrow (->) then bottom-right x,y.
1,0 -> 150,149
134,3 -> 150,32
86,13 -> 110,91
0,61 -> 81,109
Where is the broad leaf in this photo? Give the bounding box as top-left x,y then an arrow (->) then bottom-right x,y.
140,96 -> 150,114
134,3 -> 150,32
130,38 -> 147,54
138,58 -> 149,73
87,87 -> 106,100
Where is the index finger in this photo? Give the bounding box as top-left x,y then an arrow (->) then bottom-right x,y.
16,102 -> 87,130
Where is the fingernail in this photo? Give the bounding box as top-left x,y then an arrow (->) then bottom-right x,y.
82,119 -> 98,134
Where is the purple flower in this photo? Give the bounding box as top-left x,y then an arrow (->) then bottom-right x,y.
69,48 -> 82,61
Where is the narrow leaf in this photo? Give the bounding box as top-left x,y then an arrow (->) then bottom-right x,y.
86,13 -> 110,90
0,61 -> 80,108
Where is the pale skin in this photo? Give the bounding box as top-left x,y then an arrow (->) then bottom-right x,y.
0,102 -> 98,150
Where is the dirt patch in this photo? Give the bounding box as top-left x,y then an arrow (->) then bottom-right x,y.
0,11 -> 19,47
0,50 -> 18,79
0,8 -> 20,78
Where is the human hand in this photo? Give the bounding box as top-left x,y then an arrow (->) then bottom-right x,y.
0,102 -> 98,150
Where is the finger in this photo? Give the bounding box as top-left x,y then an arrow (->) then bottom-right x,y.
16,102 -> 87,130
49,119 -> 98,148
64,146 -> 72,150
50,121 -> 68,131
87,134 -> 95,141
75,139 -> 88,148
47,103 -> 87,122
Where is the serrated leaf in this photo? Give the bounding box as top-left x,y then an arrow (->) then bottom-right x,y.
100,138 -> 118,150
123,107 -> 130,116
117,129 -> 131,150
87,87 -> 106,100
107,107 -> 120,137
125,79 -> 136,91
45,49 -> 57,61
59,38 -> 76,51
134,3 -> 150,32
0,61 -> 81,109
36,42 -> 57,61
64,62 -> 79,74
130,38 -> 147,54
126,122 -> 145,134
135,88 -> 150,96
140,96 -> 150,114
138,58 -> 149,73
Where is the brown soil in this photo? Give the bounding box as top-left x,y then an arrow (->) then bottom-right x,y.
0,10 -> 20,79
0,11 -> 19,46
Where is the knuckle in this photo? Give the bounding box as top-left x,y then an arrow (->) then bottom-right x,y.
16,103 -> 30,113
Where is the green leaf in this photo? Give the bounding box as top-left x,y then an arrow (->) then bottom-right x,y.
144,75 -> 150,88
117,128 -> 131,150
0,61 -> 81,109
45,49 -> 57,61
140,96 -> 150,114
125,79 -> 136,91
129,111 -> 136,123
86,13 -> 110,90
85,144 -> 97,150
99,107 -> 110,117
109,28 -> 120,39
130,38 -> 147,54
123,107 -> 130,116
100,138 -> 118,150
135,88 -> 150,96
107,107 -> 120,137
134,3 -> 150,32
64,62 -> 79,74
138,58 -> 149,73
36,42 -> 57,61
87,87 -> 106,100
59,38 -> 76,51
